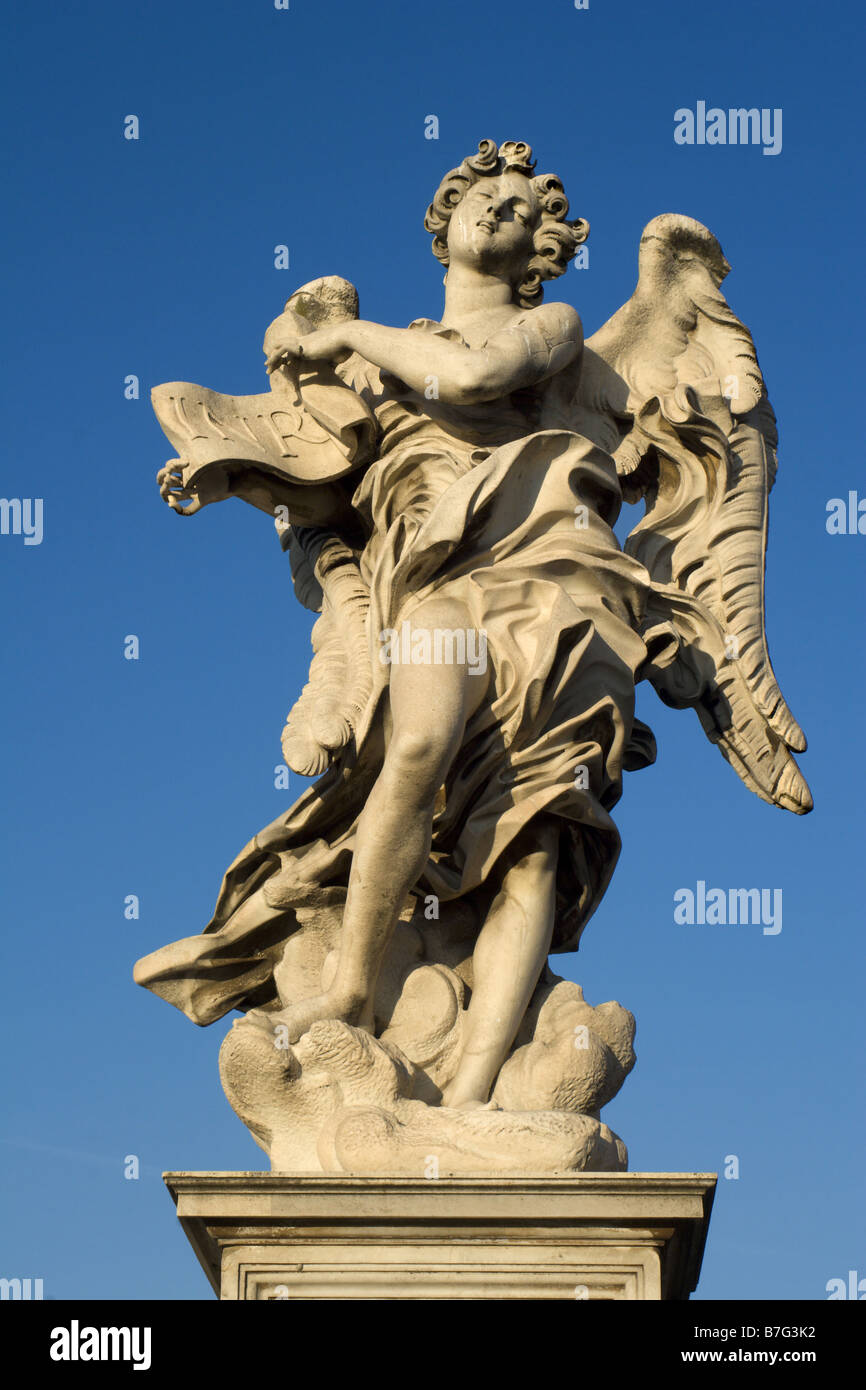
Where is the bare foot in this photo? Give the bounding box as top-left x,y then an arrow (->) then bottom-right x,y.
440,1084 -> 500,1112
265,990 -> 370,1045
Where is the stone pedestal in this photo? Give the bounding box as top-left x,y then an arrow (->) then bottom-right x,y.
165,1172 -> 716,1300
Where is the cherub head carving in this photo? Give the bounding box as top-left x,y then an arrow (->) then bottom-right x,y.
424,138 -> 589,307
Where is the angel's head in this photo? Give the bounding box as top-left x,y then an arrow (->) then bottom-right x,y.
424,139 -> 589,308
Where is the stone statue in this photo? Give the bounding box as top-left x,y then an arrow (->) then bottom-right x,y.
134,139 -> 810,1175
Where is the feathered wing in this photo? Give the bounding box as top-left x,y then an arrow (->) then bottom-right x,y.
557,213 -> 811,813
280,525 -> 372,776
267,278 -> 377,778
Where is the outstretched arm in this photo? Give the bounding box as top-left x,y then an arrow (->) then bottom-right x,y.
265,304 -> 582,406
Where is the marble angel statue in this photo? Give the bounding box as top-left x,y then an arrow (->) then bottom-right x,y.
135,140 -> 810,1174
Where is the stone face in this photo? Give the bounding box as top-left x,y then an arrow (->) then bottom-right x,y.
135,138 -> 810,1175
165,1172 -> 717,1301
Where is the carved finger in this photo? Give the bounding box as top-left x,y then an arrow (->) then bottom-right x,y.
166,492 -> 202,516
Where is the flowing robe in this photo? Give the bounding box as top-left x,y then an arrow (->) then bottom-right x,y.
135,316 -> 656,1025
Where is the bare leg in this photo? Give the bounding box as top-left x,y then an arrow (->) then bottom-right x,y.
441,818 -> 559,1109
274,597 -> 489,1042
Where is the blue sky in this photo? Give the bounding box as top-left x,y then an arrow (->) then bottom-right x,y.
1,0 -> 863,1299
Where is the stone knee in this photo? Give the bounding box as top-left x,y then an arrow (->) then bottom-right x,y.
383,723 -> 456,808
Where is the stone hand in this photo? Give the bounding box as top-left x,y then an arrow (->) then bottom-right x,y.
265,322 -> 353,374
157,460 -> 202,516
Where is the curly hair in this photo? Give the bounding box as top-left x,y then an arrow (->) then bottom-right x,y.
424,139 -> 589,308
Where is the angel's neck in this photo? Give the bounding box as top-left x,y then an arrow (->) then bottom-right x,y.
440,265 -> 516,330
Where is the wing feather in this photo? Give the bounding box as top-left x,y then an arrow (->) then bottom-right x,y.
280,530 -> 372,777
570,214 -> 810,812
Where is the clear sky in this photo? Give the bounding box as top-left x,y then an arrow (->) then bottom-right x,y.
1,0 -> 863,1300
